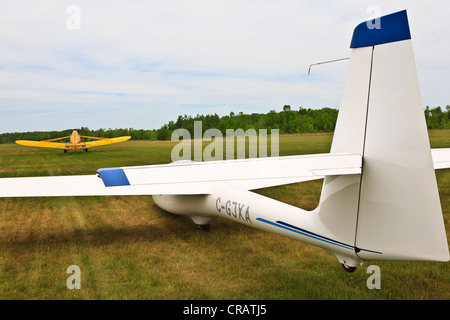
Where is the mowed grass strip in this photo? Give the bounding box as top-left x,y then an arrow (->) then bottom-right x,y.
0,131 -> 449,299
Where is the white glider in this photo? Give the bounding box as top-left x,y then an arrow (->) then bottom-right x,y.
0,10 -> 449,271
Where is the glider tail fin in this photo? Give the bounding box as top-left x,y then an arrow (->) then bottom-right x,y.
318,10 -> 449,265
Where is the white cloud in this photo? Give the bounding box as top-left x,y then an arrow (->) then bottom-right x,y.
0,0 -> 449,132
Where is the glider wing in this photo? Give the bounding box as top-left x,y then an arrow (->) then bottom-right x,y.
98,153 -> 362,191
1,146 -> 447,198
0,153 -> 361,197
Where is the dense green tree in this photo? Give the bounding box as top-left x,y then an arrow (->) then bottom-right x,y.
425,106 -> 450,129
1,106 -> 448,144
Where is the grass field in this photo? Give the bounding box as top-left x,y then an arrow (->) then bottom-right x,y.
0,130 -> 449,300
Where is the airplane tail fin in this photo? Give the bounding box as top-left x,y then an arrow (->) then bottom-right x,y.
318,10 -> 449,265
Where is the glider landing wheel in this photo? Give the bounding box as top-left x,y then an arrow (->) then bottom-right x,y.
197,224 -> 210,232
342,263 -> 357,273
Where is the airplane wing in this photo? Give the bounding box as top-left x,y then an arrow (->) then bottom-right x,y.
15,140 -> 67,149
431,148 -> 450,169
0,148 -> 447,198
82,136 -> 131,148
97,153 -> 362,190
0,153 -> 361,197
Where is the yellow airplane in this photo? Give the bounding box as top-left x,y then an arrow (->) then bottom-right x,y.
15,130 -> 131,153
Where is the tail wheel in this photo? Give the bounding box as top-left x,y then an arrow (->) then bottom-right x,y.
197,225 -> 210,232
342,263 -> 357,273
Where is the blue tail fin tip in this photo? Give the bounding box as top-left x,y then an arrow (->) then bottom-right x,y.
350,10 -> 411,48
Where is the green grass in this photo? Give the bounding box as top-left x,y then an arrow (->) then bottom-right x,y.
0,131 -> 449,300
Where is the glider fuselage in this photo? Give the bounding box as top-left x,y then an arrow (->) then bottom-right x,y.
152,183 -> 363,268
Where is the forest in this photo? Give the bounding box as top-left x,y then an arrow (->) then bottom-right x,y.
1,105 -> 449,143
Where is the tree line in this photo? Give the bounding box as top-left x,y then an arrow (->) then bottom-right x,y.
425,105 -> 450,129
1,105 -> 449,143
155,106 -> 340,140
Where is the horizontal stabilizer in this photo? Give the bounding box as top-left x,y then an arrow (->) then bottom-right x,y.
431,148 -> 450,169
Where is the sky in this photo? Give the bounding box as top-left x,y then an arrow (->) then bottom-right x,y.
0,0 -> 449,133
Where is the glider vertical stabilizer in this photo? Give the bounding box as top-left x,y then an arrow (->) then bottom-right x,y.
319,10 -> 449,264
